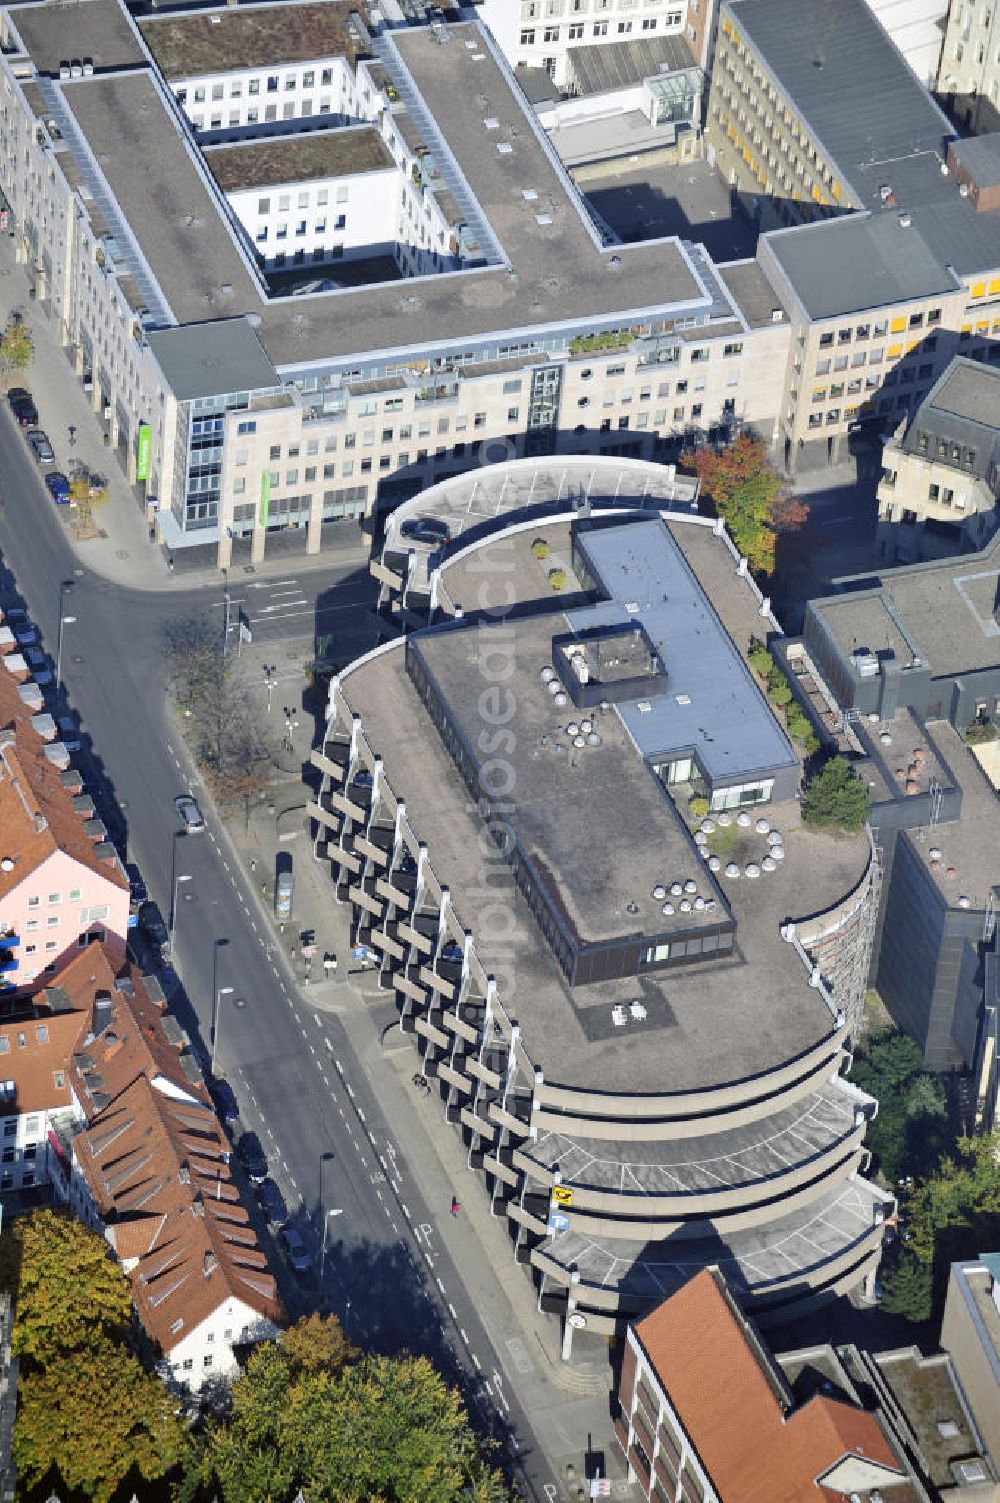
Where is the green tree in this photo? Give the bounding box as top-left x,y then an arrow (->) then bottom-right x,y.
4,1210 -> 185,1501
3,1208 -> 131,1365
801,755 -> 871,831
850,1032 -> 948,1184
0,313 -> 33,378
14,1344 -> 185,1502
881,1135 -> 1000,1323
69,469 -> 109,530
681,434 -> 807,580
203,1316 -> 510,1503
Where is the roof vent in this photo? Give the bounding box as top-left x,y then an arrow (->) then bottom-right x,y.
497,142 -> 513,155
483,116 -> 499,130
33,814 -> 47,834
0,858 -> 13,872
898,212 -> 912,228
636,700 -> 652,714
675,693 -> 691,706
608,255 -> 622,270
959,182 -> 970,197
522,188 -> 538,201
535,213 -> 553,226
209,12 -> 221,20
771,307 -> 784,322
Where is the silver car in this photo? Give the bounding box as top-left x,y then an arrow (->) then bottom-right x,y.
27,429 -> 55,464
174,793 -> 205,832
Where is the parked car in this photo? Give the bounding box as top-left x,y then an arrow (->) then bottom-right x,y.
11,619 -> 38,647
7,388 -> 37,427
174,793 -> 205,833
45,471 -> 71,505
399,515 -> 451,548
57,715 -> 80,752
208,1075 -> 240,1126
125,862 -> 147,906
26,429 -> 55,465
23,647 -> 52,684
256,1177 -> 289,1227
236,1131 -> 268,1185
280,1225 -> 313,1274
137,900 -> 169,950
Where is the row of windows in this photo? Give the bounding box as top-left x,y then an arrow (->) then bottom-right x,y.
182,67 -> 338,104
256,188 -> 349,213
519,12 -> 677,41
255,215 -> 346,243
818,310 -> 941,347
26,890 -> 80,907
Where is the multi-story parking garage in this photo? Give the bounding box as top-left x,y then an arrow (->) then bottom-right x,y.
309,458 -> 891,1353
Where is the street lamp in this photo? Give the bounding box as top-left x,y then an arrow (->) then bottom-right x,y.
211,985 -> 234,1074
262,664 -> 277,713
169,871 -> 192,953
221,569 -> 232,657
55,614 -> 76,686
282,706 -> 299,753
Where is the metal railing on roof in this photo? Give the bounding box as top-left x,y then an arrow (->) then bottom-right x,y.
369,34 -> 504,267
34,76 -> 174,329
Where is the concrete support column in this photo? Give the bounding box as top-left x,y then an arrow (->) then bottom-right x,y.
251,523 -> 266,564
216,531 -> 233,571
561,1270 -> 582,1362
306,495 -> 323,555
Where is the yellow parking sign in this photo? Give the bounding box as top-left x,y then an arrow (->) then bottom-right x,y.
552,1185 -> 573,1207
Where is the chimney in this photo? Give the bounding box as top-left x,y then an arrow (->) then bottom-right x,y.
203,1250 -> 217,1277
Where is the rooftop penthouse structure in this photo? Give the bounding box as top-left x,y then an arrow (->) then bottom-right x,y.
309,458 -> 891,1353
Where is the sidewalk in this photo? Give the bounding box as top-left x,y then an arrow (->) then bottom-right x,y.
0,235 -> 369,593
222,754 -> 626,1493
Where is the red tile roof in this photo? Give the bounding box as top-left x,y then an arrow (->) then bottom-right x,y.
75,1072 -> 281,1356
632,1270 -> 906,1503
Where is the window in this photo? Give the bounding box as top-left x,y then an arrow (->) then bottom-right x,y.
35,1025 -> 48,1044
27,896 -> 39,909
53,1071 -> 64,1089
520,27 -> 535,41
237,420 -> 256,436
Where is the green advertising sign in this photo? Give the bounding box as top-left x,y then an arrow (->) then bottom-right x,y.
135,423 -> 151,482
260,470 -> 271,528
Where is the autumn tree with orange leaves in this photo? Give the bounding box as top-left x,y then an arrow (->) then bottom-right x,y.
682,434 -> 808,581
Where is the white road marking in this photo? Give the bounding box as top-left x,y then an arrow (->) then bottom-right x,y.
460,1328 -> 469,1345
401,1203 -> 412,1219
448,1302 -> 457,1319
436,1277 -> 446,1294
345,1083 -> 355,1098
357,1107 -> 366,1122
471,1353 -> 481,1371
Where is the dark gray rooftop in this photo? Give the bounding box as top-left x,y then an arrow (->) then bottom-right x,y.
9,0 -> 145,75
765,214 -> 960,321
899,359 -> 1000,475
565,33 -> 696,95
343,513 -> 870,1095
46,12 -> 710,376
567,519 -> 799,786
718,259 -> 787,328
146,318 -> 279,402
726,0 -> 953,199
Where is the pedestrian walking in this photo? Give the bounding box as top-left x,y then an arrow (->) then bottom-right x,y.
323,951 -> 338,977
450,1196 -> 461,1217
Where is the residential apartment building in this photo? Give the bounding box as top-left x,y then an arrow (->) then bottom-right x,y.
0,0 -> 790,566
0,624 -> 129,993
938,0 -> 1000,134
614,1265 -> 996,1502
0,939 -> 281,1389
877,357 -> 1000,562
311,458 -> 892,1354
706,0 -> 1000,471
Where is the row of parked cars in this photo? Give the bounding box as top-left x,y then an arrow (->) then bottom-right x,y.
205,1086 -> 311,1272
7,386 -> 72,503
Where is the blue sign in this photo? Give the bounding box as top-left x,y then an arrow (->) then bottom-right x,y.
352,944 -> 369,959
548,1210 -> 570,1233
127,913 -> 139,929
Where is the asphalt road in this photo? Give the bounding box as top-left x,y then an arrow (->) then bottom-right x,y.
0,411 -> 561,1500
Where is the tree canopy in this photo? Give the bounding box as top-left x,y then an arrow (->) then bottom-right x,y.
190,1316 -> 510,1503
850,1031 -> 949,1185
0,314 -> 33,376
681,434 -> 807,580
801,755 -> 871,831
881,1134 -> 1000,1323
4,1210 -> 185,1502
